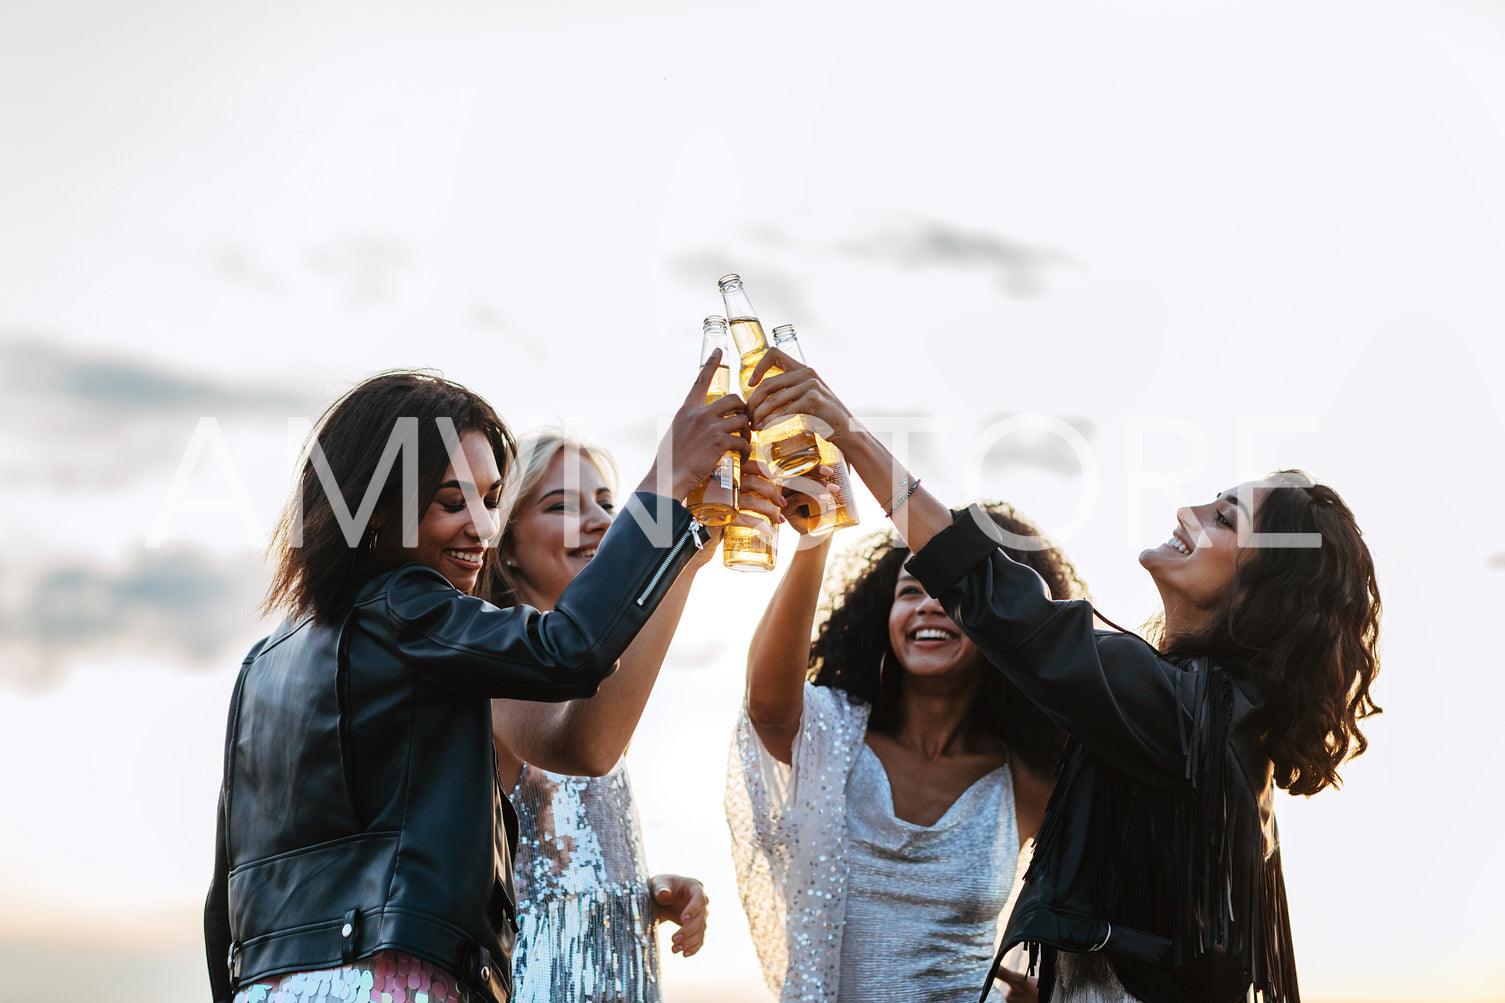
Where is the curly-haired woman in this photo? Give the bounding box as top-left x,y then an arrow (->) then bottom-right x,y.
743,350 -> 1382,1003
727,499 -> 1085,1003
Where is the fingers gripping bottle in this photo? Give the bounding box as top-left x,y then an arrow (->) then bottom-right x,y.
771,324 -> 860,536
718,274 -> 821,479
685,316 -> 740,527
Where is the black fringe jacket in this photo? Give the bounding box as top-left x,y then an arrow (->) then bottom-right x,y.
907,507 -> 1299,1003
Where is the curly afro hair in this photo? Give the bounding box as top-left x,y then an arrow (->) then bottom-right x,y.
809,502 -> 1088,775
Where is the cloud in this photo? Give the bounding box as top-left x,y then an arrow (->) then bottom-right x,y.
0,548 -> 266,691
675,216 -> 1071,314
0,336 -> 318,486
0,337 -> 315,418
666,254 -> 818,331
831,218 -> 1073,297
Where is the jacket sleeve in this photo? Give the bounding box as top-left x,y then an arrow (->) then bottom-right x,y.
386,491 -> 708,700
905,505 -> 1189,788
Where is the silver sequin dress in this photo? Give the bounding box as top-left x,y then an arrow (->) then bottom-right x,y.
727,682 -> 1025,1003
509,760 -> 661,1003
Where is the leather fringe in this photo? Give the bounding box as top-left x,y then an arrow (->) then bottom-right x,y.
1000,663 -> 1300,1003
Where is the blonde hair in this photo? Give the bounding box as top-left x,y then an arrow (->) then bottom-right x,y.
490,427 -> 617,607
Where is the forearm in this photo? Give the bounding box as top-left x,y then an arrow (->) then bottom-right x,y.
833,426 -> 954,554
746,535 -> 832,763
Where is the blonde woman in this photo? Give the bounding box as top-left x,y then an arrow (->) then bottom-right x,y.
488,429 -> 777,1002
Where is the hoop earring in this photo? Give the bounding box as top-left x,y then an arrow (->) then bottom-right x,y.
879,650 -> 890,687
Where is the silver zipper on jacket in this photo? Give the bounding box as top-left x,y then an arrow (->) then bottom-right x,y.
636,517 -> 704,606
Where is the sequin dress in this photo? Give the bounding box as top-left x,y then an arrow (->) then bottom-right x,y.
509,759 -> 661,1003
726,682 -> 1026,1003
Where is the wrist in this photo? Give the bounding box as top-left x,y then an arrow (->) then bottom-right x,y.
825,413 -> 866,450
635,464 -> 690,503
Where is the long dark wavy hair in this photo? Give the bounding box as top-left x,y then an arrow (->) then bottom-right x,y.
263,371 -> 516,624
809,502 -> 1088,775
1161,471 -> 1382,796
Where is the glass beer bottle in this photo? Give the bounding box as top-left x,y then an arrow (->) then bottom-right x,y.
721,513 -> 778,572
685,316 -> 740,526
770,324 -> 860,536
718,274 -> 821,479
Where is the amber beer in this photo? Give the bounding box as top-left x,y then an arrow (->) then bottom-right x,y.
721,516 -> 778,572
718,274 -> 820,478
685,316 -> 740,526
771,324 -> 859,536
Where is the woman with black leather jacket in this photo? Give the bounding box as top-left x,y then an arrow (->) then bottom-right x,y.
205,360 -> 747,1003
743,349 -> 1382,1003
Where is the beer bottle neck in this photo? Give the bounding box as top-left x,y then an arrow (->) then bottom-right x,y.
772,324 -> 805,363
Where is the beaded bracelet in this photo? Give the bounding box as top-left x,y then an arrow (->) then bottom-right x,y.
882,475 -> 922,518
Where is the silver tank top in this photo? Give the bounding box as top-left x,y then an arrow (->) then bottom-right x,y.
837,743 -> 1019,1002
509,760 -> 660,1003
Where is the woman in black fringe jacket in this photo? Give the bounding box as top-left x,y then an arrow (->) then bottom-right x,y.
744,350 -> 1382,1003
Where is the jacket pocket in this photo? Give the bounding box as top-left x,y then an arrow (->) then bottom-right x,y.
228,831 -> 400,942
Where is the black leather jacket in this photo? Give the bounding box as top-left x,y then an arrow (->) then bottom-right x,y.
205,493 -> 708,1003
907,508 -> 1299,1003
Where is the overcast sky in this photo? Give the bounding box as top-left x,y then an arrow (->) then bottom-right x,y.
2,1 -> 1503,1000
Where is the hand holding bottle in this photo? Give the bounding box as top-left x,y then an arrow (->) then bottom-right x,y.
745,348 -> 857,447
637,350 -> 751,503
734,467 -> 791,526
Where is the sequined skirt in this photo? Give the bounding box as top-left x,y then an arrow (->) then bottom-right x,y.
231,950 -> 480,1003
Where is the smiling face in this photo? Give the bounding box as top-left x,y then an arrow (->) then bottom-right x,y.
1139,480 -> 1270,638
386,429 -> 504,594
886,568 -> 986,682
503,451 -> 615,611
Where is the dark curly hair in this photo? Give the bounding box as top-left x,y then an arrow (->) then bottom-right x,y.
809,502 -> 1088,775
1162,471 -> 1382,796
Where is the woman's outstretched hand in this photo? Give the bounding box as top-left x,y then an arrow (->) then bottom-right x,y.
650,873 -> 708,957
638,349 -> 751,502
744,347 -> 856,447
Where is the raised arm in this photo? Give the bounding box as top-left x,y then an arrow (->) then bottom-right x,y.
745,532 -> 833,765
394,354 -> 746,700
906,508 -> 1189,786
744,350 -> 1189,785
743,348 -> 953,555
389,491 -> 709,699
